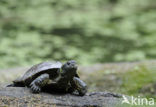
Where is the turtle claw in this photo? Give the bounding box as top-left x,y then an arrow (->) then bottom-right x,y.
30,83 -> 41,93
30,83 -> 33,87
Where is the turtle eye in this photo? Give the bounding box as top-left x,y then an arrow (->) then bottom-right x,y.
67,62 -> 70,65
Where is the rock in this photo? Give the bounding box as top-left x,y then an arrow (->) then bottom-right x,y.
0,85 -> 123,107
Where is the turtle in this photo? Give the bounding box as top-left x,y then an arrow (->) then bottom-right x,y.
7,60 -> 87,96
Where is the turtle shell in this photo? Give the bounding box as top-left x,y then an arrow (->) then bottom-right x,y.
19,61 -> 62,84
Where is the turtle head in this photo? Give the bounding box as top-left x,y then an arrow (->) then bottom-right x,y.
61,60 -> 77,77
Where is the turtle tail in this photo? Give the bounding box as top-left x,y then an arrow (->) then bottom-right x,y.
7,78 -> 25,87
7,83 -> 15,87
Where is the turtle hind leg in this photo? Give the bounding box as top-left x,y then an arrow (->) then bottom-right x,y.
30,73 -> 49,93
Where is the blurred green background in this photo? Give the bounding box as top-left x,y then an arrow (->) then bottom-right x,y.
0,0 -> 156,102
0,0 -> 156,68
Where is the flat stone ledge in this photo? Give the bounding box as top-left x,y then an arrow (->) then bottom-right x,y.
0,85 -> 123,107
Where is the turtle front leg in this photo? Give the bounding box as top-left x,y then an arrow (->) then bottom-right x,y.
70,77 -> 87,96
30,73 -> 49,93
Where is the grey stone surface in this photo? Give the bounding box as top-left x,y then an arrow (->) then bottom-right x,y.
0,85 -> 123,107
